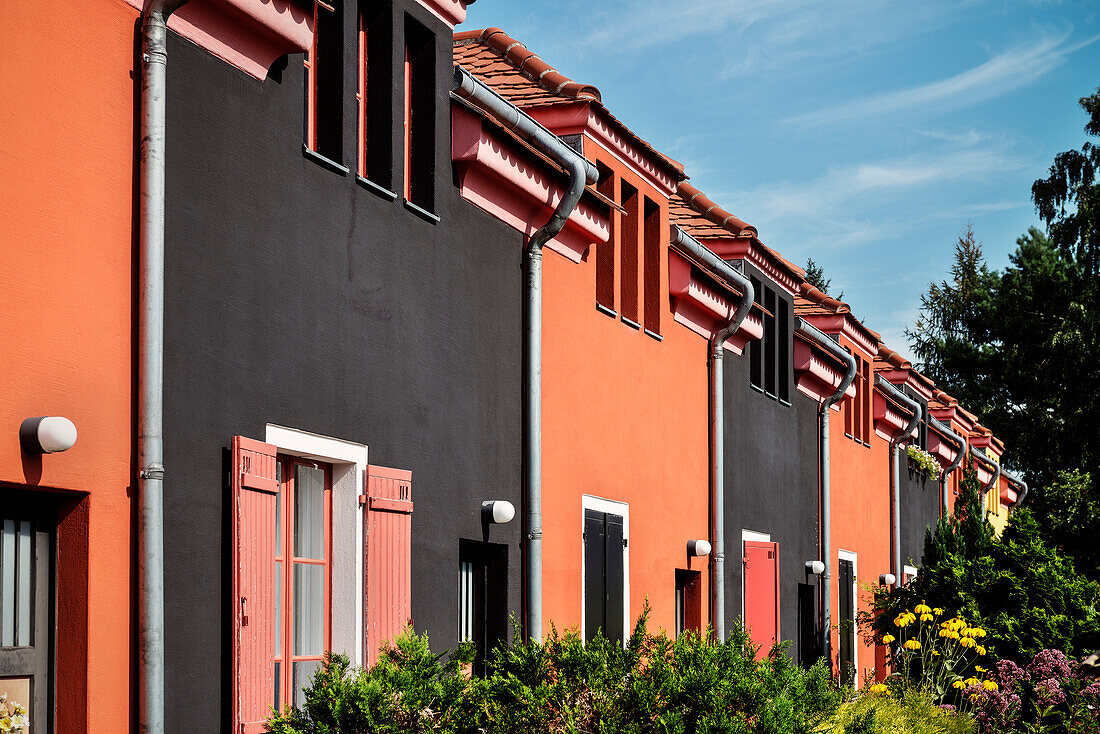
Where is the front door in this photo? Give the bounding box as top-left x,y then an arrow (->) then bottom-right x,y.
0,494 -> 54,733
744,541 -> 779,659
583,509 -> 624,644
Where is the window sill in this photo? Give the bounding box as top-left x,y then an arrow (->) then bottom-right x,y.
644,328 -> 663,342
621,316 -> 642,330
750,384 -> 766,394
596,303 -> 618,319
356,176 -> 398,201
302,145 -> 349,176
403,198 -> 440,224
778,398 -> 791,407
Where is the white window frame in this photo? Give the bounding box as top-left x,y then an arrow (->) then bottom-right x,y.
903,564 -> 919,586
580,495 -> 629,643
740,529 -> 771,621
838,548 -> 859,687
266,424 -> 369,666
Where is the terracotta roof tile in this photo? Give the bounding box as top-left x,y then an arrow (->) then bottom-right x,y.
453,28 -> 685,180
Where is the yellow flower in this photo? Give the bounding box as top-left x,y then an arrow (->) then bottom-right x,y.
975,666 -> 987,673
931,650 -> 940,656
982,680 -> 999,692
976,645 -> 987,656
904,639 -> 921,650
975,628 -> 987,638
869,683 -> 889,695
920,613 -> 934,622
0,717 -> 11,734
933,607 -> 945,615
964,677 -> 980,687
958,637 -> 976,648
953,680 -> 966,689
881,634 -> 895,644
915,601 -> 932,614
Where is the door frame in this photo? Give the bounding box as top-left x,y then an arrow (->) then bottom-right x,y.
579,495 -> 629,642
838,548 -> 859,687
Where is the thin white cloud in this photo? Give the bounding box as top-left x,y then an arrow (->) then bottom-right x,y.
787,29 -> 1100,125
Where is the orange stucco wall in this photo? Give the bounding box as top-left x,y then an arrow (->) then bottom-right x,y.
828,337 -> 890,686
540,141 -> 712,637
0,1 -> 138,730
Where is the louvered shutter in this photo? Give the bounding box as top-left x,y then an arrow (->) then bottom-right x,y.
231,436 -> 279,734
364,465 -> 413,665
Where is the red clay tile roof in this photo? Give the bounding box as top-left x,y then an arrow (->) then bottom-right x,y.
673,181 -> 757,237
453,28 -> 685,181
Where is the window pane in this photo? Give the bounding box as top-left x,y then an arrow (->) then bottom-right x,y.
275,462 -> 283,551
294,465 -> 325,560
293,563 -> 324,655
1,519 -> 14,645
459,560 -> 473,642
275,560 -> 282,657
16,521 -> 31,647
293,660 -> 322,708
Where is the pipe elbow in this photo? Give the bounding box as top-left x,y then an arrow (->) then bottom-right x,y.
795,318 -> 857,409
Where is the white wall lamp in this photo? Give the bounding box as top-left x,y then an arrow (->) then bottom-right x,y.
481,500 -> 515,524
805,560 -> 825,575
687,539 -> 712,557
20,416 -> 78,454
879,573 -> 896,586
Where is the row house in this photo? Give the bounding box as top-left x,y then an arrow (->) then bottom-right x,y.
0,3 -> 1029,731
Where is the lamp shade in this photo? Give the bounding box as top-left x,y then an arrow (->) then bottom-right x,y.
805,560 -> 825,575
20,416 -> 77,454
481,500 -> 515,524
687,539 -> 711,557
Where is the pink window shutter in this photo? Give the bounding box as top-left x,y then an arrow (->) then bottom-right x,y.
364,465 -> 413,666
231,436 -> 279,734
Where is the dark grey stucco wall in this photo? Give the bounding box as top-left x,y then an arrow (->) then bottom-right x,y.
161,3 -> 523,730
722,266 -> 820,663
899,392 -> 938,570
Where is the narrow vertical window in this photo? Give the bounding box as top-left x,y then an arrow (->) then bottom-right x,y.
358,1 -> 392,186
643,197 -> 661,336
595,162 -> 616,314
403,16 -> 435,212
749,276 -> 763,390
619,182 -> 640,326
764,287 -> 777,397
304,1 -> 344,163
860,358 -> 870,443
843,359 -> 854,438
458,540 -> 508,675
777,296 -> 789,402
674,569 -> 701,636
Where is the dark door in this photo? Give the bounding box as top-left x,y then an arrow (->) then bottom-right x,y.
583,509 -> 624,644
675,570 -> 701,636
457,540 -> 508,675
798,582 -> 820,666
838,558 -> 855,685
0,495 -> 54,733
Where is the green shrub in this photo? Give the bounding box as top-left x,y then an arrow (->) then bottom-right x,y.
267,608 -> 848,734
818,689 -> 977,734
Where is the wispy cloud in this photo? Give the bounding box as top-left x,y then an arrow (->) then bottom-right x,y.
787,28 -> 1100,125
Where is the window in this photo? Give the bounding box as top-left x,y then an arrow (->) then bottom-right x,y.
749,280 -> 791,404
275,457 -> 332,709
358,0 -> 392,187
304,0 -> 344,164
643,197 -> 661,337
838,551 -> 857,687
844,356 -> 871,446
595,162 -> 616,314
797,582 -> 820,667
583,497 -> 628,645
619,181 -> 640,327
674,569 -> 701,636
403,16 -> 435,213
458,540 -> 508,674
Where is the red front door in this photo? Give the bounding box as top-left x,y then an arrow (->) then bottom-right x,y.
744,541 -> 780,659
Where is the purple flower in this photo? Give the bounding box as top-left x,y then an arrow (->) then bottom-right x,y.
1083,681 -> 1100,700
994,659 -> 1029,689
938,704 -> 957,712
1034,677 -> 1067,707
1028,649 -> 1075,682
967,684 -> 1022,734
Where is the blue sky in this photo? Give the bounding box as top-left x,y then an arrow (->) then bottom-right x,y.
462,0 -> 1100,359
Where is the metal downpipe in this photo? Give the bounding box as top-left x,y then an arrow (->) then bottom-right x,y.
928,416 -> 965,517
139,2 -> 187,732
669,226 -> 753,641
969,447 -> 1001,500
793,319 -> 856,669
1002,469 -> 1029,508
453,66 -> 598,641
875,377 -> 921,582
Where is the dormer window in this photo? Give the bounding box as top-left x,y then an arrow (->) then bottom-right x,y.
749,278 -> 790,404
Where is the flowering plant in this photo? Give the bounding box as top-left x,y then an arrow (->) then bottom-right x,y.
907,445 -> 942,480
0,694 -> 28,733
878,602 -> 991,704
